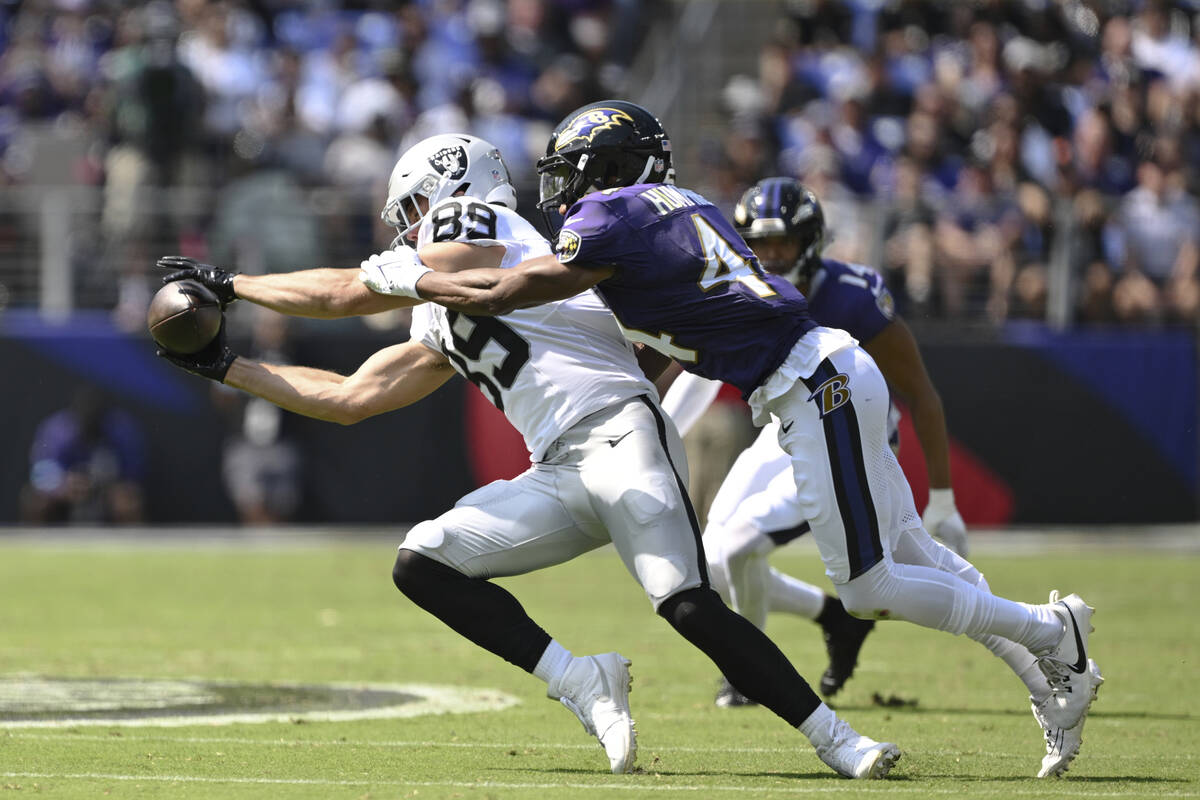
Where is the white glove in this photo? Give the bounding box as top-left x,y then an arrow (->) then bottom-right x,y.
923,488 -> 968,557
359,248 -> 432,298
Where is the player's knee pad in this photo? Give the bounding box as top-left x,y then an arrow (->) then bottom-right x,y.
637,552 -> 690,606
402,519 -> 446,552
895,526 -> 986,590
835,561 -> 895,620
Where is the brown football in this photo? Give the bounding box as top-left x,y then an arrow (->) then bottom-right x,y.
147,279 -> 222,354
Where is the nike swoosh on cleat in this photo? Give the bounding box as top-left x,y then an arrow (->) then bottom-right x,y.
607,431 -> 633,448
1059,603 -> 1088,674
780,421 -> 794,434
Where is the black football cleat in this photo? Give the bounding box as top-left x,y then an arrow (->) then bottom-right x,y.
819,599 -> 877,697
713,676 -> 757,708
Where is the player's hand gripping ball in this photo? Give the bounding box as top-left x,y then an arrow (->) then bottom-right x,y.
146,279 -> 223,354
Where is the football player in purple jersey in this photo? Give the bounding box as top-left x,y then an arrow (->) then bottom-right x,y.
372,101 -> 1102,777
658,178 -> 967,705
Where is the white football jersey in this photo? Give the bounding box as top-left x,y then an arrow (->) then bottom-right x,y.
409,198 -> 656,461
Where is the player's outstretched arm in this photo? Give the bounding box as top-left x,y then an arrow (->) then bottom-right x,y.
412,255 -> 613,316
158,255 -> 422,319
223,341 -> 456,425
234,268 -> 421,318
863,317 -> 967,555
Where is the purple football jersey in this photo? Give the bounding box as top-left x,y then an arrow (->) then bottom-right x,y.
806,258 -> 896,344
554,184 -> 815,397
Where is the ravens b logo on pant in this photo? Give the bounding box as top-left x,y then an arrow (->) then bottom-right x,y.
808,373 -> 852,418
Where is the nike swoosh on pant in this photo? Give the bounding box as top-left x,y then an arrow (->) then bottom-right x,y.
607,431 -> 633,448
780,421 -> 794,434
1059,603 -> 1088,674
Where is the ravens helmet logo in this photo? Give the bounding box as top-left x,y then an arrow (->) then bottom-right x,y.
554,108 -> 634,151
808,373 -> 852,418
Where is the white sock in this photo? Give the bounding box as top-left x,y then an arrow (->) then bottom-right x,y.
973,632 -> 1051,703
534,641 -> 573,693
888,527 -> 1054,700
1017,603 -> 1066,655
797,702 -> 838,747
767,568 -> 826,619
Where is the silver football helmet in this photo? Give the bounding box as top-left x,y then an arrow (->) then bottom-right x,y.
381,133 -> 517,243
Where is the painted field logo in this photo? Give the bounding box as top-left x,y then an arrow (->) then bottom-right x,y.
0,678 -> 518,728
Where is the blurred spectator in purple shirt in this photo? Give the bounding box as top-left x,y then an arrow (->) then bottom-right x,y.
21,389 -> 147,525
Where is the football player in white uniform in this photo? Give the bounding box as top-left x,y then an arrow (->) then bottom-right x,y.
155,134 -> 900,780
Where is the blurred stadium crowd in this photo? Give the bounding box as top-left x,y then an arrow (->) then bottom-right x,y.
699,0 -> 1200,326
0,0 -> 1197,329
0,0 -> 648,325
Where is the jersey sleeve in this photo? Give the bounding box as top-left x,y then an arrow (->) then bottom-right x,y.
855,272 -> 896,342
407,304 -> 442,354
552,197 -> 626,270
818,260 -> 896,342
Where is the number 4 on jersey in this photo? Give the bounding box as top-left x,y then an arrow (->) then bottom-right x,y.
693,215 -> 776,298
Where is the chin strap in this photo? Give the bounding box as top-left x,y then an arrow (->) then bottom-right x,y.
634,154 -> 657,184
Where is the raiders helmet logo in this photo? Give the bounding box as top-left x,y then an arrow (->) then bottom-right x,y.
808,373 -> 852,418
555,108 -> 634,151
556,229 -> 582,262
429,146 -> 468,179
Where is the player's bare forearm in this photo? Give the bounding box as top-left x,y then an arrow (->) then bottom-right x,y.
864,319 -> 952,488
224,342 -> 454,425
906,383 -> 952,489
654,360 -> 685,399
414,255 -> 610,316
224,358 -> 358,423
234,269 -> 419,319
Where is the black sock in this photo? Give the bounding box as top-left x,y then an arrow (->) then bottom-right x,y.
815,594 -> 845,629
392,549 -> 552,673
658,587 -> 821,726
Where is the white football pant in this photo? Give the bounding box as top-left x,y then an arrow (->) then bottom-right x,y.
400,395 -> 705,608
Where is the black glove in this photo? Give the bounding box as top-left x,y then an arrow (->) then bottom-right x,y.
156,318 -> 237,383
157,255 -> 238,309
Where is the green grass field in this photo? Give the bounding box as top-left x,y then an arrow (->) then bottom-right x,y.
1,531 -> 1196,799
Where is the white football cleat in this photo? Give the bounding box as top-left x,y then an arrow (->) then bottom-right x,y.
1033,658 -> 1103,778
814,718 -> 902,779
552,652 -> 636,774
1035,591 -> 1099,730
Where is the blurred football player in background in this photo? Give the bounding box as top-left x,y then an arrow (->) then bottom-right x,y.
659,177 -> 965,706
155,134 -> 899,779
378,100 -> 1102,778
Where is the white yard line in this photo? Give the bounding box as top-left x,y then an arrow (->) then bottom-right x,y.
5,731 -> 1196,762
1,771 -> 1197,797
